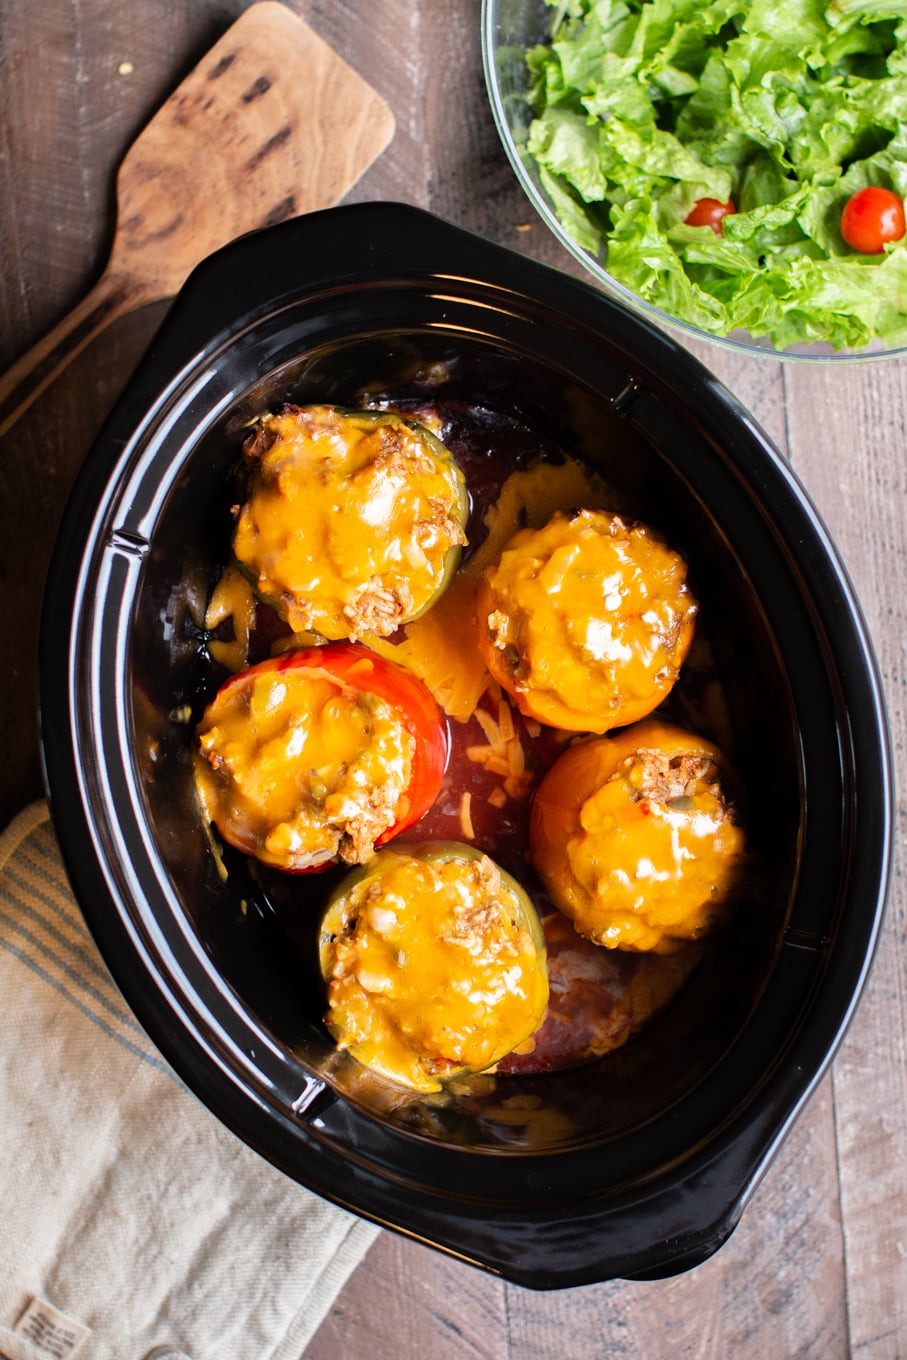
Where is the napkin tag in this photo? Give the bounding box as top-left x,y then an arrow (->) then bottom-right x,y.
13,1299 -> 91,1359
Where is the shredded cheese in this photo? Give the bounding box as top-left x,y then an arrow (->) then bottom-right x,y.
475,708 -> 503,747
459,791 -> 475,840
464,688 -> 535,801
466,743 -> 495,764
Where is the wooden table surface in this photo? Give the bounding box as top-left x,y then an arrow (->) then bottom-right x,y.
2,2 -> 905,1357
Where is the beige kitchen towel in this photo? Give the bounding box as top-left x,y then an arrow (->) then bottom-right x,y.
0,802 -> 379,1360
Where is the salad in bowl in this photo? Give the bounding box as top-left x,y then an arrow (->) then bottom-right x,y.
484,0 -> 907,355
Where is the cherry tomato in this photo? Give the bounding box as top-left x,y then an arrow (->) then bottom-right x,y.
840,186 -> 906,254
684,198 -> 736,235
196,643 -> 449,873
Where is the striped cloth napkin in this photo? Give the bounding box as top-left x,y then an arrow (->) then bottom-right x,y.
0,802 -> 378,1360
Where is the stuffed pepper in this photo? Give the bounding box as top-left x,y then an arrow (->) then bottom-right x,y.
477,508 -> 696,732
233,404 -> 469,640
530,721 -> 746,954
194,643 -> 448,873
319,842 -> 549,1091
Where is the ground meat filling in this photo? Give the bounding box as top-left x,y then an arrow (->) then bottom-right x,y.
333,782 -> 407,867
437,855 -> 511,950
624,748 -> 731,814
242,420 -> 280,462
343,579 -> 415,638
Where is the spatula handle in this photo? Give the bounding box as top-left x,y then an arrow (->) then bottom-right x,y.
0,271 -> 145,440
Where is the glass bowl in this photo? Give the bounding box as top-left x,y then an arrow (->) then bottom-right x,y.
482,0 -> 907,362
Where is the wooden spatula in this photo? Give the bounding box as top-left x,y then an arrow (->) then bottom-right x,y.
0,1 -> 395,439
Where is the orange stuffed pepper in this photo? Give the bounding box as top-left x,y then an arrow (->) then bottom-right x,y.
530,721 -> 746,954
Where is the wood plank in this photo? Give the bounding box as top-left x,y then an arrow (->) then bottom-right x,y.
296,0 -> 436,208
304,1231 -> 509,1360
785,359 -> 907,1360
0,4 -> 395,437
0,0 -> 217,367
503,1079 -> 846,1360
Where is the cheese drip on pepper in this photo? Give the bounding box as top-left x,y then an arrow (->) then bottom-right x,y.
363,458 -> 614,720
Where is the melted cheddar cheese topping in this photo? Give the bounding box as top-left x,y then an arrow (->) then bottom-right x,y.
195,666 -> 414,872
204,563 -> 257,673
233,405 -> 467,641
320,849 -> 549,1092
477,509 -> 697,732
361,457 -> 615,720
530,722 -> 746,954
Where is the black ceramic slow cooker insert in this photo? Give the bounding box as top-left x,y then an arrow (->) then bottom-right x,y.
39,203 -> 892,1288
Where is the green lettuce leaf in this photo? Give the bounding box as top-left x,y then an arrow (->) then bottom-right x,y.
524,0 -> 907,348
